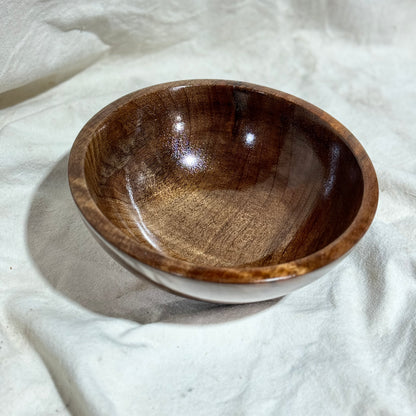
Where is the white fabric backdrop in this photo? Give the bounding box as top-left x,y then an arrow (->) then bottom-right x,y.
1,1 -> 416,414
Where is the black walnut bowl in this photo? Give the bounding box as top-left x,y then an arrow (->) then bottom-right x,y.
68,80 -> 378,303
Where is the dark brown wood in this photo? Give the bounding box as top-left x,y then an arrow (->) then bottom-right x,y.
68,80 -> 378,284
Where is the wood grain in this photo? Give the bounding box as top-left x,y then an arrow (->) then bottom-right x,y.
68,80 -> 378,284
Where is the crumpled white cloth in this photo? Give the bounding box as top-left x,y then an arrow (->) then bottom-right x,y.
1,0 -> 416,415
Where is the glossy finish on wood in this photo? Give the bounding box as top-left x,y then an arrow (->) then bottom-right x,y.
68,80 -> 378,303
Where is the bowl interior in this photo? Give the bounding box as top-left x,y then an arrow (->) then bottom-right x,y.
84,84 -> 364,268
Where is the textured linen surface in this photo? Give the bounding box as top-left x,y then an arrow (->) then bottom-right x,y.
1,1 -> 416,415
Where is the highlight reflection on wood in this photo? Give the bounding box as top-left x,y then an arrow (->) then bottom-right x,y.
69,80 -> 378,287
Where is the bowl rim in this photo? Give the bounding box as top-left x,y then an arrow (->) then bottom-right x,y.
68,79 -> 379,284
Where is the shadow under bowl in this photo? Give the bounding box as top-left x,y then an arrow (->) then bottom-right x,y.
68,80 -> 378,303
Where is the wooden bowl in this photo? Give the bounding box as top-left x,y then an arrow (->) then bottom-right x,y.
68,80 -> 378,304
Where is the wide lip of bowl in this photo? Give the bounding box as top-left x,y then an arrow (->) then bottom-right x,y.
68,79 -> 379,284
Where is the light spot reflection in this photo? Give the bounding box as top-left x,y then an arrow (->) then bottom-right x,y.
174,121 -> 184,132
171,115 -> 205,173
324,144 -> 340,197
180,153 -> 202,170
245,132 -> 255,147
